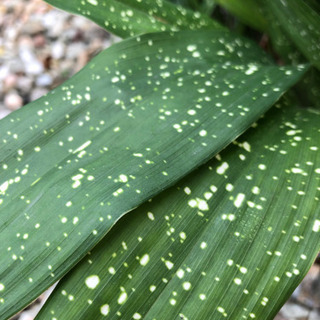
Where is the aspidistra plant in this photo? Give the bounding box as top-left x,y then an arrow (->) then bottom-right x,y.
0,0 -> 319,319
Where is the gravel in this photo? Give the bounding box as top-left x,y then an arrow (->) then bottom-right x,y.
0,1 -> 319,319
0,0 -> 112,115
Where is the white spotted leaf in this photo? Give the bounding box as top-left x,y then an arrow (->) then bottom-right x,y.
265,0 -> 320,71
155,0 -> 216,15
44,0 -> 222,38
260,3 -> 320,109
215,0 -> 268,32
35,101 -> 320,320
0,31 -> 307,319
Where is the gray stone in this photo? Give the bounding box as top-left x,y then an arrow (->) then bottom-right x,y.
4,91 -> 23,110
42,11 -> 69,38
309,310 -> 320,320
19,48 -> 43,75
51,41 -> 65,60
3,73 -> 18,91
66,42 -> 86,60
30,88 -> 48,102
8,59 -> 25,74
0,106 -> 11,120
291,285 -> 301,300
280,302 -> 309,319
36,73 -> 53,87
0,65 -> 10,81
17,76 -> 33,93
22,20 -> 45,35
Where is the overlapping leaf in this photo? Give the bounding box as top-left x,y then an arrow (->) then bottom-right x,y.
201,0 -> 217,15
0,30 -> 307,319
304,0 -> 320,13
260,3 -> 320,108
215,0 -> 267,32
169,0 -> 216,15
36,101 -> 320,320
265,0 -> 320,70
294,68 -> 320,108
259,5 -> 304,65
45,0 -> 222,38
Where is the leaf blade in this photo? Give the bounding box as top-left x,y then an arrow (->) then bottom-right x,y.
44,0 -> 222,38
0,30 -> 307,319
215,0 -> 268,32
260,2 -> 320,108
265,0 -> 320,70
36,101 -> 320,320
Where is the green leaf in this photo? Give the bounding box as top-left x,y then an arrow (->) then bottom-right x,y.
265,0 -> 320,70
201,0 -> 217,15
263,11 -> 305,66
168,0 -> 216,15
45,0 -> 222,38
167,0 -> 200,10
36,101 -> 320,320
215,0 -> 268,32
260,3 -> 320,108
0,30 -> 307,319
304,0 -> 320,14
293,67 -> 320,108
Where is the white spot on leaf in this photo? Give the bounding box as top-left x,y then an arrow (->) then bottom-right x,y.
100,304 -> 109,315
119,174 -> 128,183
118,291 -> 127,304
313,220 -> 320,232
85,275 -> 100,289
140,254 -> 150,266
234,193 -> 245,208
87,0 -> 98,5
217,162 -> 229,175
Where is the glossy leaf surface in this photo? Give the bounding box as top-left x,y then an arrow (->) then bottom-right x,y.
0,30 -> 307,319
45,0 -> 222,38
37,102 -> 320,320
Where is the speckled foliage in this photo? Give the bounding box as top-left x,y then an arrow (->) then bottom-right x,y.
0,30 -> 306,319
266,0 -> 320,70
36,101 -> 320,320
0,0 -> 319,319
45,0 -> 223,38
